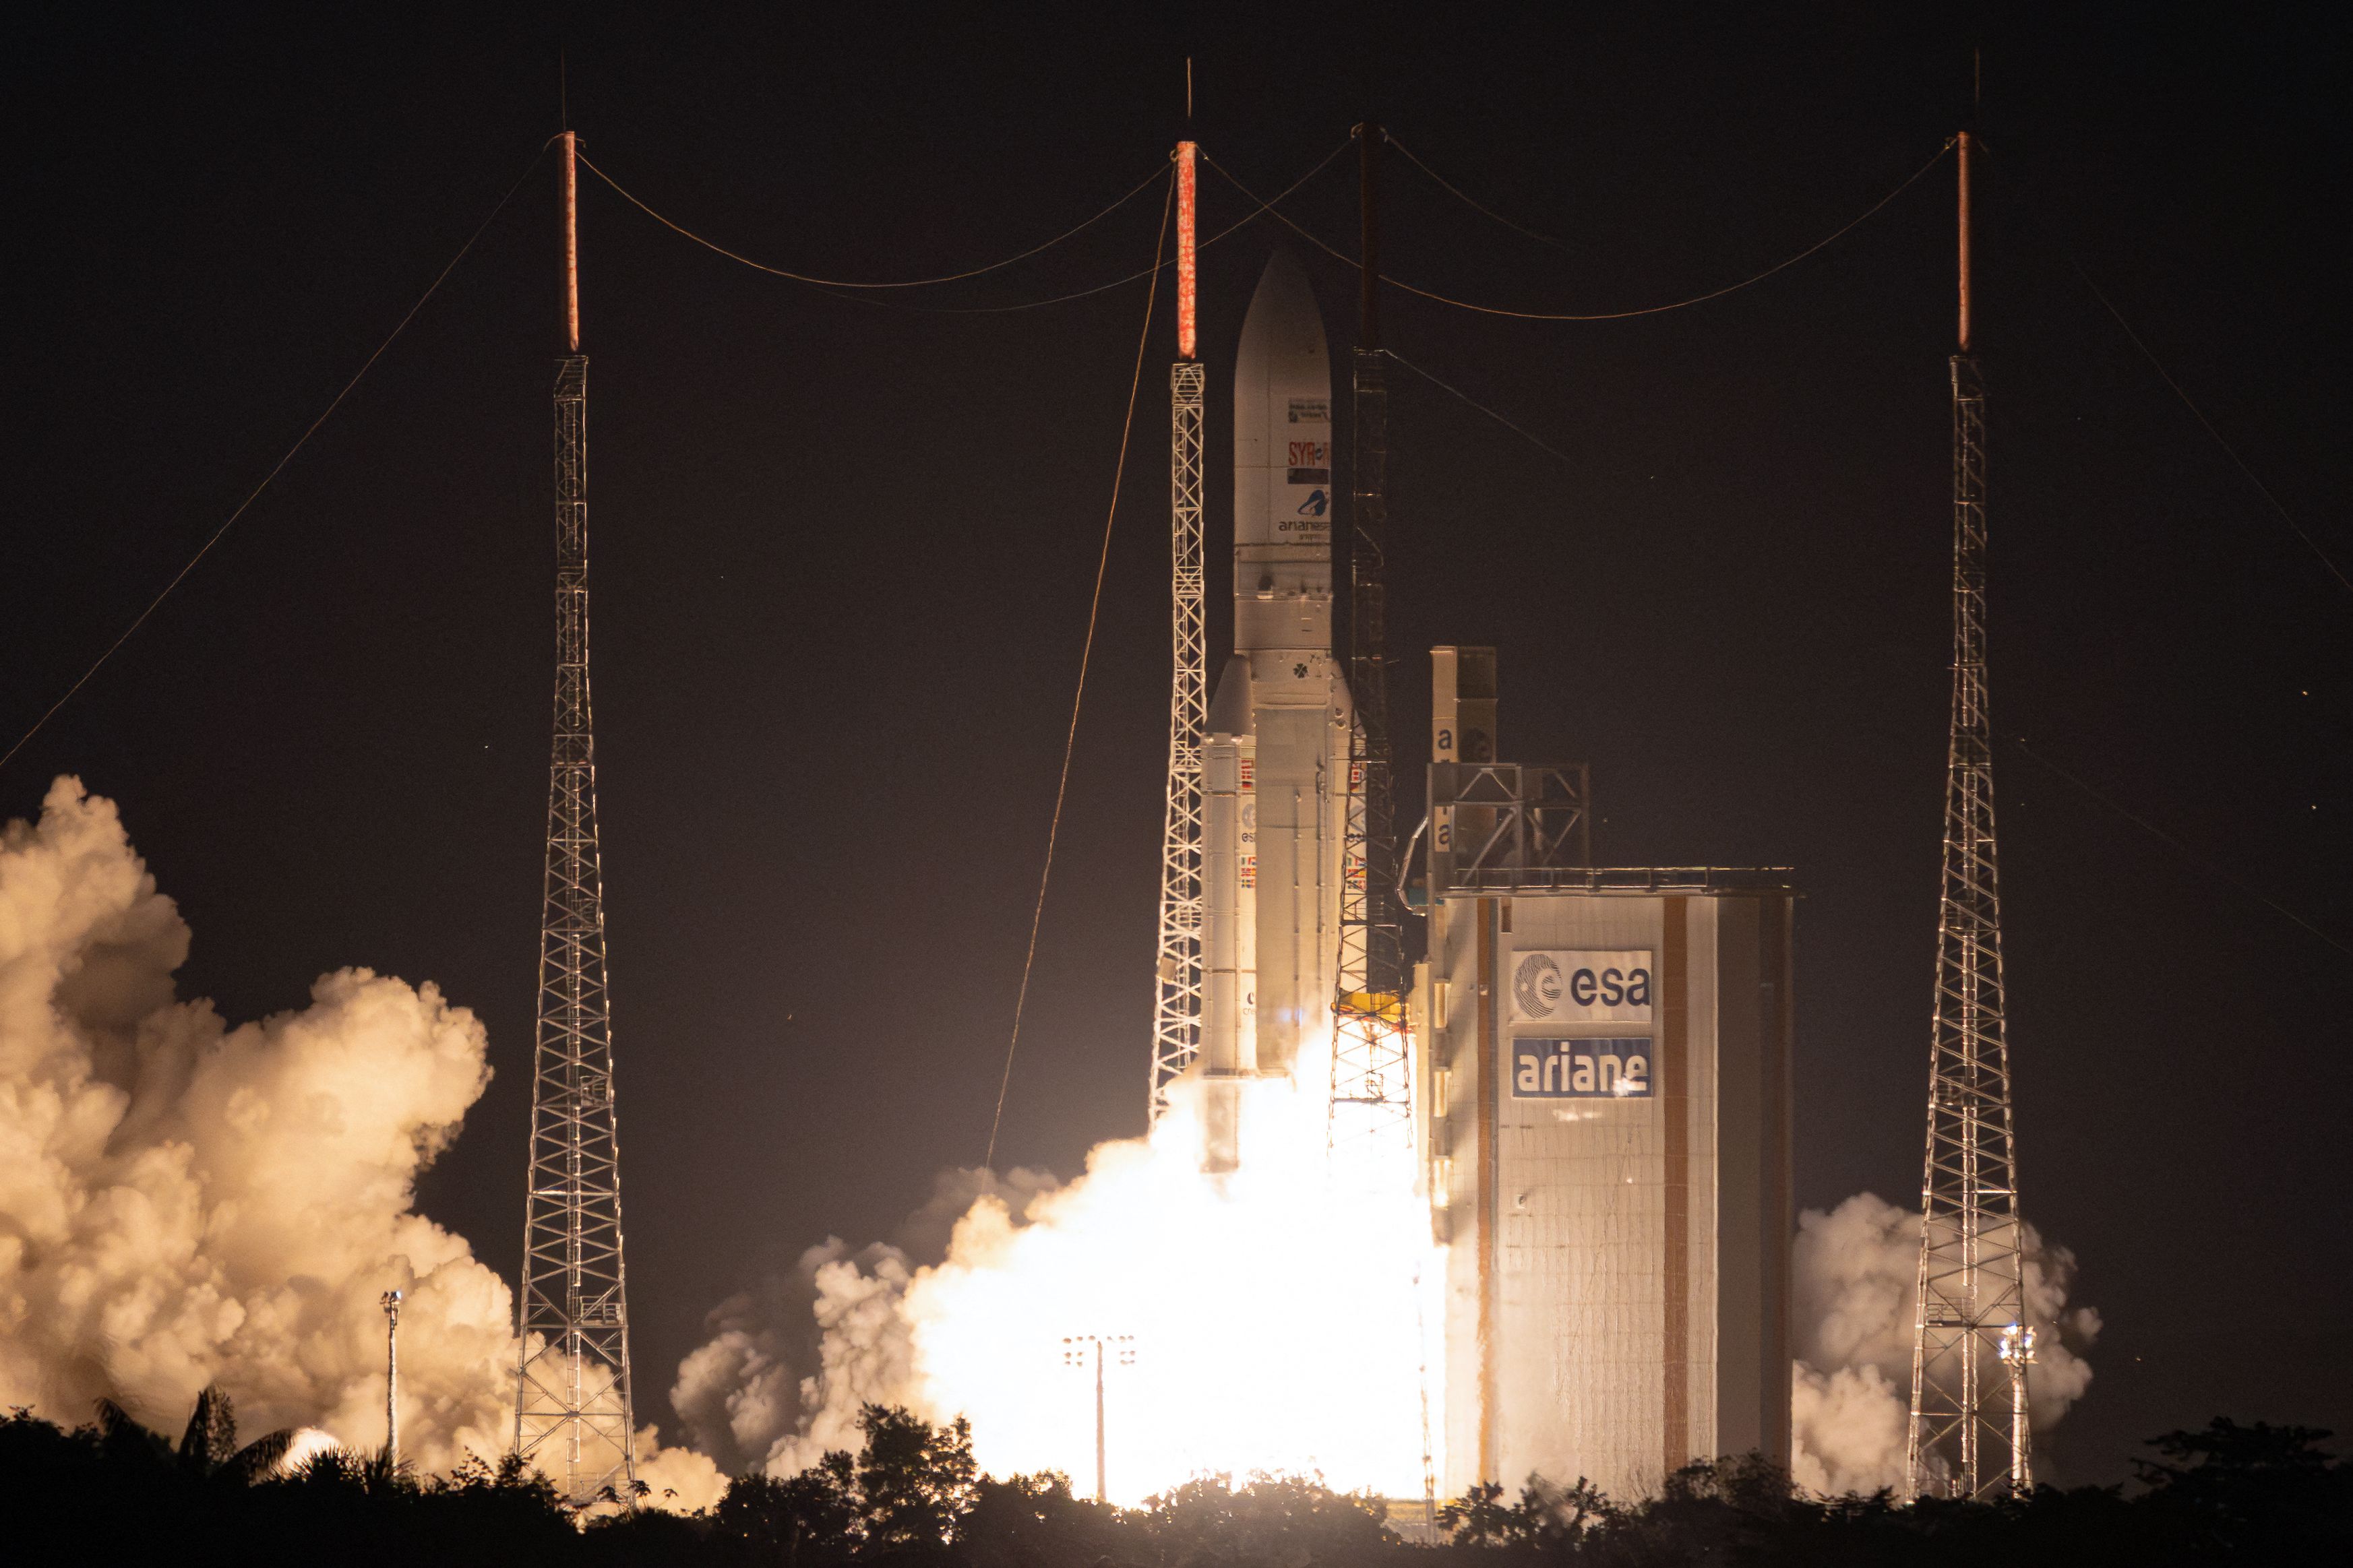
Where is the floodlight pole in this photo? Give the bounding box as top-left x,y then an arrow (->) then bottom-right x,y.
2000,1323 -> 2037,1493
381,1289 -> 403,1470
1062,1334 -> 1136,1503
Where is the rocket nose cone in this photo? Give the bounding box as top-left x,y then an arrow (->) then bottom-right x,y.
1235,248 -> 1328,378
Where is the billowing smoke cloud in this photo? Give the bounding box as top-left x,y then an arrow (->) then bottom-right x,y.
670,1168 -> 1056,1476
1789,1192 -> 2101,1495
0,779 -> 721,1509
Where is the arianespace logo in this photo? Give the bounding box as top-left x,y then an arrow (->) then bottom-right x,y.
1509,949 -> 1653,1023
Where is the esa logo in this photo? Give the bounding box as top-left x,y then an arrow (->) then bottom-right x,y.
1510,949 -> 1653,1022
1512,953 -> 1564,1016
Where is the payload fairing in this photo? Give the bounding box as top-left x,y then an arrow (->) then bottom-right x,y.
1199,253 -> 1354,1170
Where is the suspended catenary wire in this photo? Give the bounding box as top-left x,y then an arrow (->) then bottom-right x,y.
578,149 -> 1168,289
1206,139 -> 1954,321
985,176 -> 1178,1170
582,139 -> 1352,315
0,144 -> 551,778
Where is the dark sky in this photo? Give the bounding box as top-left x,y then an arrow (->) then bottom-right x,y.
7,4 -> 2346,1487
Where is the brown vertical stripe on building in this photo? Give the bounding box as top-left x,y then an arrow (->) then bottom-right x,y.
1476,898 -> 1498,1482
1661,897 -> 1690,1476
1761,894 -> 1795,1461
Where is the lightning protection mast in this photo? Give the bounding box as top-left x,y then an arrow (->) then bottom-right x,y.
1328,121 -> 1411,1155
516,128 -> 639,1505
1903,130 -> 2031,1503
1149,142 -> 1208,1120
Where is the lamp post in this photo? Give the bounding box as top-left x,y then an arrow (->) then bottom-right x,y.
1998,1323 -> 2037,1495
381,1290 -> 403,1470
1060,1334 -> 1136,1504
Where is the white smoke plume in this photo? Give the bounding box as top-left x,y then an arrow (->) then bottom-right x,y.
0,779 -> 722,1509
1788,1191 -> 2101,1496
669,1168 -> 1056,1476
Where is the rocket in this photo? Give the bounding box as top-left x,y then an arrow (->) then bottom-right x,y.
1199,251 -> 1353,1171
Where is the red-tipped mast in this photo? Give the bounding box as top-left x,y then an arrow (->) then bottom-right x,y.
563,130 -> 581,352
1956,131 -> 1972,354
1175,141 -> 1198,360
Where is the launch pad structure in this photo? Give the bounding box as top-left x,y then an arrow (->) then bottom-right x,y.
514,130 -> 640,1506
476,117 -> 2019,1512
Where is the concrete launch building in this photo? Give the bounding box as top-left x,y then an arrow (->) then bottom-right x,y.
1413,652 -> 1794,1500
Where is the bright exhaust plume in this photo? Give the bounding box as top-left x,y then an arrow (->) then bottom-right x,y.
683,1043 -> 1445,1506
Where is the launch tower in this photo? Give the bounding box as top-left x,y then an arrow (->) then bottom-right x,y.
1903,131 -> 2032,1502
515,131 -> 640,1505
1149,143 -> 1207,1121
1328,122 -> 1412,1154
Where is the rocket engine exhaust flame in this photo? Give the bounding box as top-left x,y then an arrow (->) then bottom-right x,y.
686,1030 -> 1444,1505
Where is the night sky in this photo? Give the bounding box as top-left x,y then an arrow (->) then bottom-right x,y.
7,5 -> 2346,1486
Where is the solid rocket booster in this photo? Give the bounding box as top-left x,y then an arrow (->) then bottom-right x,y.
1200,251 -> 1353,1170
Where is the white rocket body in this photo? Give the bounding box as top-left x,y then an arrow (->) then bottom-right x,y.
1199,251 -> 1353,1171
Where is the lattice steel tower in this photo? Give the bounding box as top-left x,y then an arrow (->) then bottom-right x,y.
1149,144 -> 1208,1120
1329,122 -> 1411,1152
1904,131 -> 2032,1503
516,131 -> 638,1504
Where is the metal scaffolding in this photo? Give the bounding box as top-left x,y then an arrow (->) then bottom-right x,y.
1329,125 -> 1411,1154
1905,131 -> 2031,1503
1149,358 -> 1208,1119
516,134 -> 638,1506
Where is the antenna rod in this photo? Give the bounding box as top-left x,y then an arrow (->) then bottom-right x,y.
1176,142 -> 1198,360
1357,122 -> 1381,351
1957,130 -> 1972,354
563,130 -> 581,352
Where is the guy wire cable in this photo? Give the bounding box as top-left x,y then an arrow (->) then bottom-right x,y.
1972,139 -> 2352,600
0,142 -> 551,777
1387,133 -> 1589,256
985,173 -> 1176,1170
2007,734 -> 2352,960
1381,348 -> 1579,470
